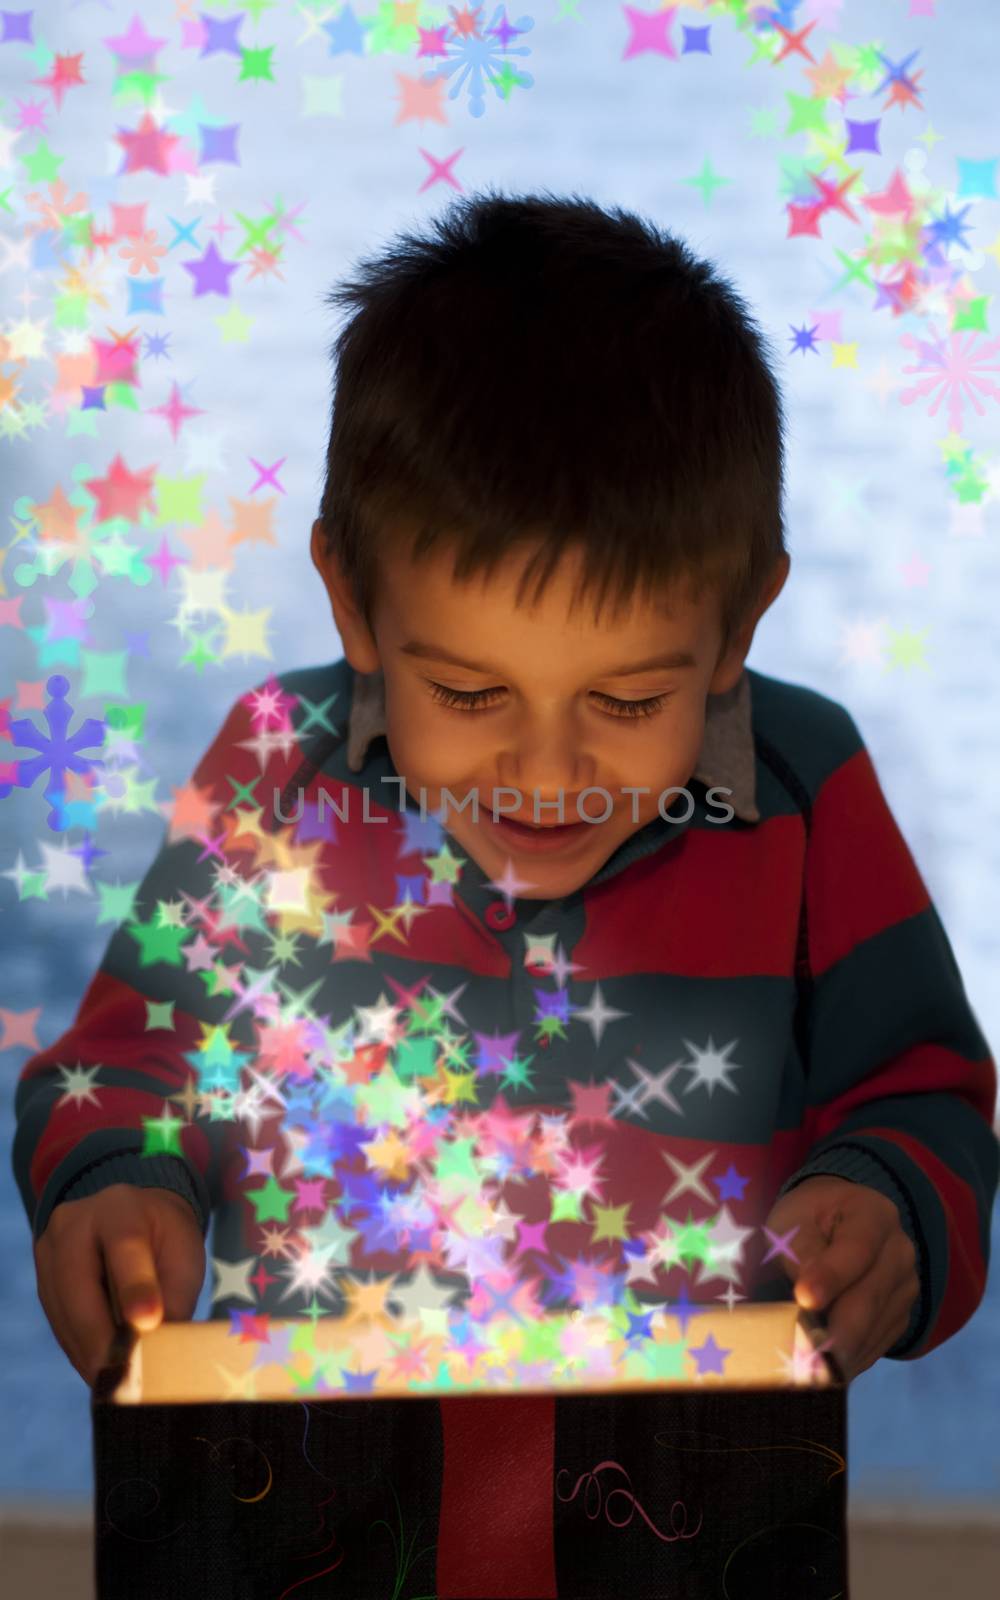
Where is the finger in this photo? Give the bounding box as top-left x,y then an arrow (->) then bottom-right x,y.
820,1244 -> 901,1379
49,1227 -> 120,1387
102,1226 -> 164,1332
794,1218 -> 883,1311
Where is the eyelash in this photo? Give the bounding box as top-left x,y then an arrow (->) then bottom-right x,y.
427,683 -> 671,719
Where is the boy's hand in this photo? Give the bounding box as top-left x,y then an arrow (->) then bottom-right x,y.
32,1183 -> 206,1390
761,1174 -> 920,1382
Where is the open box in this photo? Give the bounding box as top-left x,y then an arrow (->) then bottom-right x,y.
91,1295 -> 847,1599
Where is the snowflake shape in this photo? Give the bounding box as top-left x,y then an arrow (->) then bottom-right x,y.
0,673 -> 106,832
898,324 -> 1000,435
421,6 -> 534,119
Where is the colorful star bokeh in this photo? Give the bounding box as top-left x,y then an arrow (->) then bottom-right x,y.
2,1 -> 997,1396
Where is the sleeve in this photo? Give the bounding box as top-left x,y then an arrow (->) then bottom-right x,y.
11,674 -> 305,1246
774,706 -> 999,1362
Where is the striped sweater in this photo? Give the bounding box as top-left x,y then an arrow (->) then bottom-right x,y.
12,653 -> 999,1575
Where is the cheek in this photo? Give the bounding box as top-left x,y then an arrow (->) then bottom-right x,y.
384,714 -> 472,789
606,709 -> 704,789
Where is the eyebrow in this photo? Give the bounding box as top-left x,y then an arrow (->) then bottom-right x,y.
398,640 -> 698,675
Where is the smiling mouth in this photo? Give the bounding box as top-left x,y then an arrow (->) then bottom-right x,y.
498,816 -> 580,830
486,813 -> 595,850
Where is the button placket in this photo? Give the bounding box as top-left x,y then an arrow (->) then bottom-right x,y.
502,897 -> 587,1074
485,899 -> 517,932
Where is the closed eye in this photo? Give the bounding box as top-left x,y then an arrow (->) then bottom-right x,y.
427,683 -> 671,719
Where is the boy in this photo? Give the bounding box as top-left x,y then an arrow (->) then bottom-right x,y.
14,189 -> 999,1598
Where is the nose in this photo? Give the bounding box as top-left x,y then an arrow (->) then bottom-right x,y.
497,719 -> 597,814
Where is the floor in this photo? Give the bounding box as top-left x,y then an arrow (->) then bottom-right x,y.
2,1506 -> 998,1598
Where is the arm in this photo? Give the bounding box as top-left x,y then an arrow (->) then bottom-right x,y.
11,675 -> 304,1245
775,709 -> 998,1360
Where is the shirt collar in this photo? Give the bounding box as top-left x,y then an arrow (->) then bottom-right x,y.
344,662 -> 759,824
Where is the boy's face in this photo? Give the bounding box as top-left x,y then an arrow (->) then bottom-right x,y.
312,522 -> 789,901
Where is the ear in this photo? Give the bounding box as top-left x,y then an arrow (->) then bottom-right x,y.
310,518 -> 380,674
708,553 -> 791,696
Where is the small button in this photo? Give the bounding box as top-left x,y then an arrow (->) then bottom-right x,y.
485,899 -> 516,930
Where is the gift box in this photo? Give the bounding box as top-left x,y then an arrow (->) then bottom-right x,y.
91,1295 -> 846,1599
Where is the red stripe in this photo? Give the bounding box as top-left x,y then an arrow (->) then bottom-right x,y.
808,1044 -> 998,1135
577,814 -> 806,978
24,968 -> 215,1203
296,766 -> 512,976
436,1394 -> 558,1599
30,1081 -> 211,1203
401,882 -> 513,976
807,749 -> 930,975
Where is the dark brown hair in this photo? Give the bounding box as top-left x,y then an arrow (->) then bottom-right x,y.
316,185 -> 787,654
